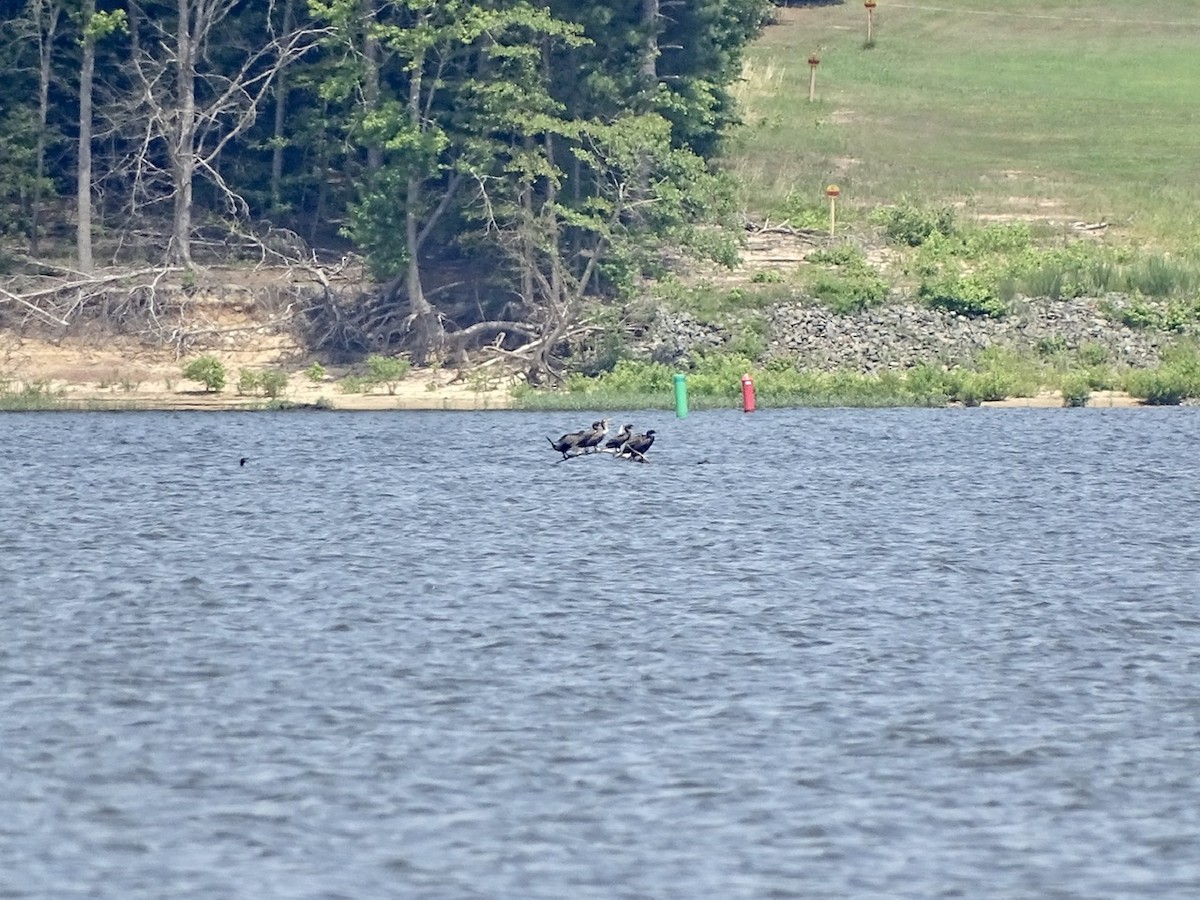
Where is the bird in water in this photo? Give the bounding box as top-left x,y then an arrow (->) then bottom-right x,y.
604,423 -> 633,453
546,423 -> 592,459
239,457 -> 249,467
577,418 -> 611,454
619,429 -> 656,462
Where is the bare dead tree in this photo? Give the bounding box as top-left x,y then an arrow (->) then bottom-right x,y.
118,0 -> 329,265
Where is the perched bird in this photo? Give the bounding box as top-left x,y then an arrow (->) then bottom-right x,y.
604,423 -> 633,453
578,418 -> 611,454
547,423 -> 590,459
620,429 -> 656,462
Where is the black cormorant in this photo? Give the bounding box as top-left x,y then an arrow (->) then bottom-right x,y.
547,423 -> 591,459
578,418 -> 611,454
604,423 -> 633,452
620,429 -> 656,462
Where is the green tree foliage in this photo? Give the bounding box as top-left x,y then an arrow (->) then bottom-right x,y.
182,356 -> 227,392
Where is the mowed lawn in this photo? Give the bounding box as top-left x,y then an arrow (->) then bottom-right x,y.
729,0 -> 1200,241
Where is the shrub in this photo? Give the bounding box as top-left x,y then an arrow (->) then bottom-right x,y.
338,375 -> 371,394
919,272 -> 1008,318
237,369 -> 261,395
904,363 -> 953,403
366,354 -> 411,394
1117,299 -> 1160,330
259,370 -> 289,398
959,222 -> 1032,256
805,243 -> 890,314
1125,368 -> 1193,405
870,199 -> 955,246
305,362 -> 327,383
726,327 -> 768,360
810,270 -> 890,314
1035,335 -> 1069,357
1058,373 -> 1091,407
1125,344 -> 1200,404
1077,342 -> 1108,366
182,356 -> 226,392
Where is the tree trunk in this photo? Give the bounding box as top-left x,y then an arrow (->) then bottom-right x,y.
77,0 -> 94,272
171,0 -> 196,265
364,0 -> 382,172
33,1 -> 62,257
401,39 -> 441,364
405,174 -> 441,365
640,0 -> 659,93
270,0 -> 296,212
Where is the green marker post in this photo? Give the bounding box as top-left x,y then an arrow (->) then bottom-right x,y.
673,373 -> 688,418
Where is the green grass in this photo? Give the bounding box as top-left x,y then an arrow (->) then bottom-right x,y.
731,1 -> 1200,242
0,382 -> 71,410
515,339 -> 1200,409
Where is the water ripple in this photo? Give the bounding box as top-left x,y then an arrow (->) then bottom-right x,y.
3,409 -> 1200,897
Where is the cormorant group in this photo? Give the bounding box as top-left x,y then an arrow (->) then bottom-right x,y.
546,419 -> 656,463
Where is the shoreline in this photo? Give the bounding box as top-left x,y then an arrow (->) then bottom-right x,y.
0,380 -> 1149,412
0,336 -> 1151,412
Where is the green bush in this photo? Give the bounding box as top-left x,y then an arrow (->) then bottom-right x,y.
870,199 -> 955,247
366,354 -> 411,394
726,327 -> 768,360
338,375 -> 371,394
810,270 -> 890,314
1115,298 -> 1200,332
1077,342 -> 1109,366
1125,368 -> 1193,405
305,362 -> 327,383
1124,344 -> 1200,404
959,222 -> 1033,256
805,243 -> 890,314
237,369 -> 261,395
1058,373 -> 1091,407
919,272 -> 1008,318
182,356 -> 226,392
259,369 -> 289,398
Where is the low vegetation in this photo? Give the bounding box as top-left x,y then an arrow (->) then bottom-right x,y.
237,368 -> 290,398
181,356 -> 226,393
514,340 -> 1200,409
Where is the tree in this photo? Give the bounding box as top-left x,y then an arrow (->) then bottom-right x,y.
77,4 -> 127,271
314,0 -> 586,364
30,0 -> 64,257
120,0 -> 326,264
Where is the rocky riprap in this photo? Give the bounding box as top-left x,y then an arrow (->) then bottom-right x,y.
641,294 -> 1172,372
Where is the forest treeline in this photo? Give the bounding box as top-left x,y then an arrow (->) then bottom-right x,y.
0,0 -> 776,379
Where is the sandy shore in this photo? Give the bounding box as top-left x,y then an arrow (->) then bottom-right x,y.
0,337 -> 516,410
981,390 -> 1141,409
45,375 -> 516,411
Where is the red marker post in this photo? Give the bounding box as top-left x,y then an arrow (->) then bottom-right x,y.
741,372 -> 757,413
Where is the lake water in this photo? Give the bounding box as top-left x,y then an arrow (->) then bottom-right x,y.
3,407 -> 1200,899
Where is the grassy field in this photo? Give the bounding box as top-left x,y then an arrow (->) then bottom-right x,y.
728,0 -> 1200,243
